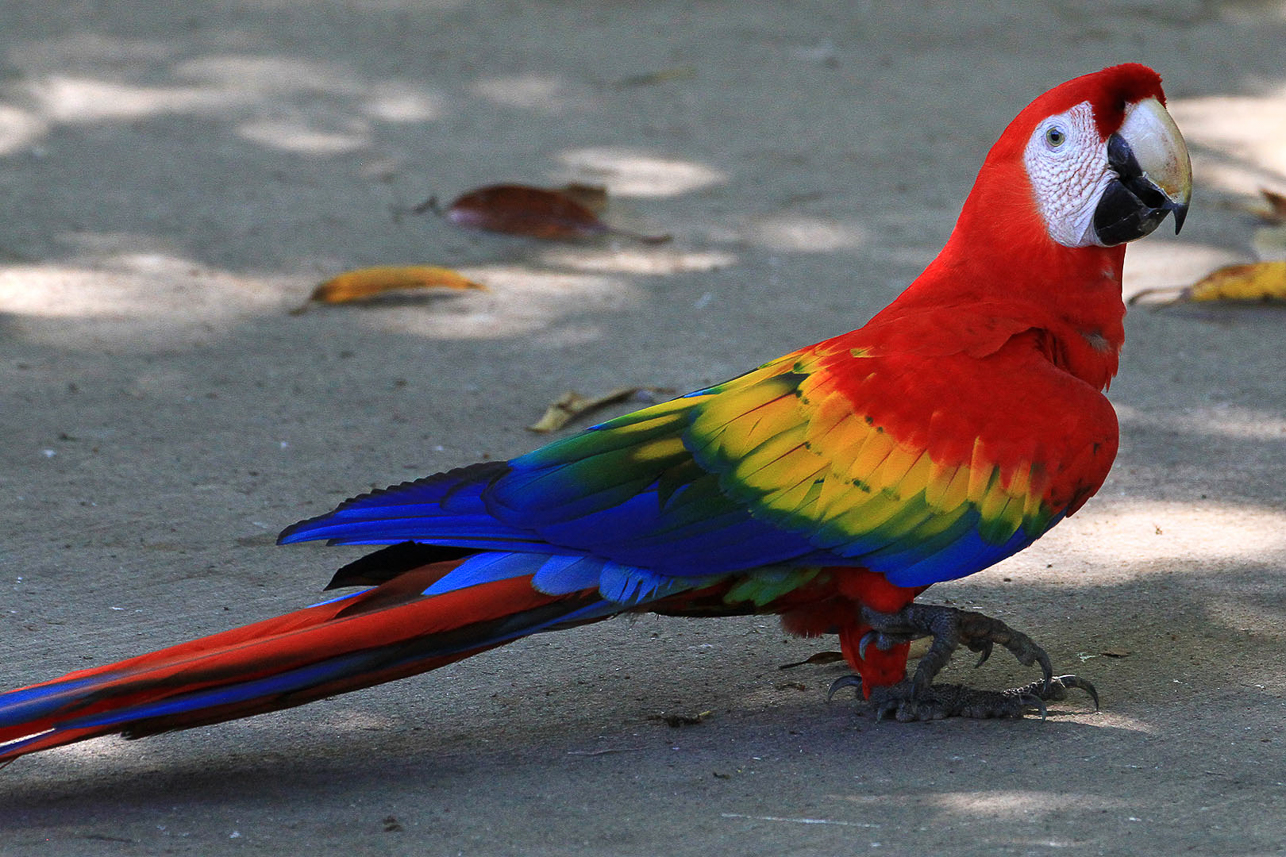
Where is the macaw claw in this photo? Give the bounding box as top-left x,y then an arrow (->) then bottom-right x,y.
829,603 -> 1099,720
1028,673 -> 1100,711
866,674 -> 1098,721
858,603 -> 1058,694
826,673 -> 864,702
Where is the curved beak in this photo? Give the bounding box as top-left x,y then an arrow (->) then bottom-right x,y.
1093,97 -> 1193,246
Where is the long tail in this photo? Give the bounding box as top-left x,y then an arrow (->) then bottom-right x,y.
0,558 -> 610,763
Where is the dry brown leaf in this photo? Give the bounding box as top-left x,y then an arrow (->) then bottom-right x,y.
294,265 -> 485,313
1260,188 -> 1286,223
559,183 -> 609,214
778,651 -> 845,670
432,183 -> 670,243
445,184 -> 607,240
649,710 -> 712,727
1227,188 -> 1286,222
1100,649 -> 1132,659
527,386 -> 672,433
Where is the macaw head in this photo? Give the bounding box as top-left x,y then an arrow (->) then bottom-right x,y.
962,64 -> 1192,252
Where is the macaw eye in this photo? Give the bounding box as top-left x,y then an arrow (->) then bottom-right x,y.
1044,125 -> 1067,149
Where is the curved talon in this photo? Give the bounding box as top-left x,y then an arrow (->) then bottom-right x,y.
858,631 -> 876,662
1053,674 -> 1100,710
1036,650 -> 1054,693
853,604 -> 1096,722
826,674 -> 863,702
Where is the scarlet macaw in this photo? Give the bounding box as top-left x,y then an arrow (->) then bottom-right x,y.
0,63 -> 1192,763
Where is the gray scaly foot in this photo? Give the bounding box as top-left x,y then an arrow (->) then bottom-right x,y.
828,603 -> 1098,721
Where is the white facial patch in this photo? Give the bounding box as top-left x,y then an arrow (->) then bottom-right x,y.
1023,102 -> 1114,248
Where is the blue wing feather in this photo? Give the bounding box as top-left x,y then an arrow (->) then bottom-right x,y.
278,366 -> 1045,593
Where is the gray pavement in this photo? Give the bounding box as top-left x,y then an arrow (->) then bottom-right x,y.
2,2 -> 1285,854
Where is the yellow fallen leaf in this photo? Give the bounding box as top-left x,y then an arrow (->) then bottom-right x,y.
293,265 -> 485,313
527,386 -> 672,433
1128,260 -> 1286,306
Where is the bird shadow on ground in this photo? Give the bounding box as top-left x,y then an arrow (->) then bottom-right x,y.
2,560 -> 1282,815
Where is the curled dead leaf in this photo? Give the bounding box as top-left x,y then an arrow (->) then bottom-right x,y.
1227,188 -> 1286,223
615,65 -> 697,88
428,183 -> 670,244
778,651 -> 845,670
528,386 -> 674,433
447,184 -> 607,240
294,265 -> 485,313
1257,188 -> 1286,223
1129,260 -> 1286,306
649,710 -> 712,727
559,183 -> 609,214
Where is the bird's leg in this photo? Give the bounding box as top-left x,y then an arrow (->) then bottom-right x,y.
828,603 -> 1098,721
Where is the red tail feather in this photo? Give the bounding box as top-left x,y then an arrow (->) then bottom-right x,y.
0,562 -> 604,763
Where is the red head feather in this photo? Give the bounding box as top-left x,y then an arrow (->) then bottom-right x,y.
923,64 -> 1170,274
1031,64 -> 1163,136
880,66 -> 1172,390
987,64 -> 1167,161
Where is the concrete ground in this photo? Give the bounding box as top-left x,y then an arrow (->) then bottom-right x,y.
2,1 -> 1285,854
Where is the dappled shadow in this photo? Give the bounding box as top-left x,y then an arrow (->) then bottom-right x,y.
3,2 -> 1286,854
4,555 -> 1286,771
2,560 -> 1285,857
